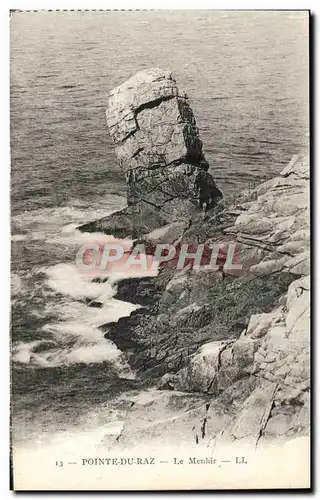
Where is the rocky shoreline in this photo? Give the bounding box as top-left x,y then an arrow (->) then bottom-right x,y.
79,69 -> 310,451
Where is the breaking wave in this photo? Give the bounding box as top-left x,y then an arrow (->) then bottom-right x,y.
11,202 -> 141,373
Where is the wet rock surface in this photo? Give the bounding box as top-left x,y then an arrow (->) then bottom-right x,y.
113,276 -> 162,307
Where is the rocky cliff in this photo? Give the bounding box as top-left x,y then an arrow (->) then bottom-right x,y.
80,68 -> 214,237
102,153 -> 309,451
79,69 -> 310,454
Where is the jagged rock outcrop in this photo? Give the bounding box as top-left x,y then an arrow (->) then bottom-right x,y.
79,68 -> 219,237
101,153 -> 310,450
161,153 -> 310,447
105,266 -> 295,378
227,153 -> 310,276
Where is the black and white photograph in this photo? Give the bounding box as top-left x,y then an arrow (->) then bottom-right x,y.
10,8 -> 310,490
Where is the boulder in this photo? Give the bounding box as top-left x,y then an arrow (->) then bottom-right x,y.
79,68 -> 221,237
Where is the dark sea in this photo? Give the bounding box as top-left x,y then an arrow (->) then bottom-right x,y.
10,10 -> 308,454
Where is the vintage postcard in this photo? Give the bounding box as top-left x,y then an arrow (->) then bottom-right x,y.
10,9 -> 310,490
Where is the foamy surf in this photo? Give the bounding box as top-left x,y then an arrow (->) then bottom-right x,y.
11,273 -> 24,296
44,262 -> 117,301
11,199 -> 126,244
12,234 -> 156,376
13,262 -> 140,370
11,202 -> 158,402
12,337 -> 126,367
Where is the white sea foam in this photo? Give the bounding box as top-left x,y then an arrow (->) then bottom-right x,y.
11,202 -> 151,372
13,250 -> 141,369
12,332 -> 130,368
13,341 -> 121,367
11,273 -> 24,295
44,262 -> 116,301
12,201 -> 125,230
12,288 -> 139,368
11,234 -> 28,242
11,200 -> 126,243
43,298 -> 138,330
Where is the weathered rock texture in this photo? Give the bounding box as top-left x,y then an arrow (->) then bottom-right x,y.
102,153 -> 310,451
80,68 -> 216,237
226,153 -> 310,278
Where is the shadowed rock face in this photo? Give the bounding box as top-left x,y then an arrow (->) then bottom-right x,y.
79,68 -> 216,237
